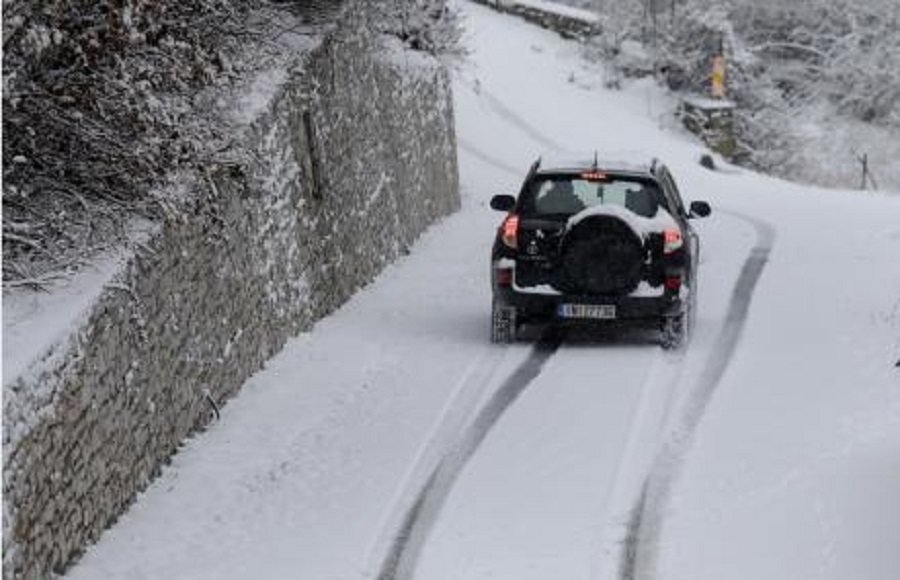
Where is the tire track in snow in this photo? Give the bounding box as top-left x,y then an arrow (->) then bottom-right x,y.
458,76 -> 568,153
589,347 -> 686,580
366,345 -> 505,575
458,137 -> 524,177
619,212 -> 775,580
376,330 -> 564,580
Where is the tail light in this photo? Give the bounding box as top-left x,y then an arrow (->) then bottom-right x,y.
665,276 -> 682,291
501,214 -> 519,249
663,229 -> 683,254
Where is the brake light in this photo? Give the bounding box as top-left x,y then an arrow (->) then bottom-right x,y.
501,214 -> 519,249
663,229 -> 683,254
580,171 -> 608,182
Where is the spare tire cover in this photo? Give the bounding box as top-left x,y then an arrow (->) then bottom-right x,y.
557,216 -> 644,295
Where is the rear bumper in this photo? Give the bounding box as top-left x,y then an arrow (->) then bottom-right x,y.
493,285 -> 684,323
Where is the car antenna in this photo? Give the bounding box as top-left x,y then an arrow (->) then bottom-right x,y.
593,150 -> 598,170
526,157 -> 541,181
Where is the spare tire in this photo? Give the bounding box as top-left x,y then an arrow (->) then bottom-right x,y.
556,216 -> 644,295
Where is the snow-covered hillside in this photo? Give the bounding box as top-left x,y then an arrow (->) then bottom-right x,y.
64,2 -> 900,579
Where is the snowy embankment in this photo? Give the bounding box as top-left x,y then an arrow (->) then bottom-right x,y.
65,1 -> 900,580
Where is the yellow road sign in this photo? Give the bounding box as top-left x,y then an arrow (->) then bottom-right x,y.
711,55 -> 725,99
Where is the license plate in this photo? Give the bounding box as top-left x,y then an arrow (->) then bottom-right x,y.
557,303 -> 616,320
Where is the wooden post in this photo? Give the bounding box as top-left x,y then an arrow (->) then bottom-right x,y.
858,153 -> 878,191
861,153 -> 869,190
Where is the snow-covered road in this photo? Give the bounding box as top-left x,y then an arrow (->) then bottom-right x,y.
66,2 -> 900,580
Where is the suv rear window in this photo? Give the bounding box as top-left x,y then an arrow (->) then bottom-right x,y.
520,173 -> 664,218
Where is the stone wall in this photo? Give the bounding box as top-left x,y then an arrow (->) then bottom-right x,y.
677,96 -> 739,160
474,0 -> 600,40
1,25 -> 459,580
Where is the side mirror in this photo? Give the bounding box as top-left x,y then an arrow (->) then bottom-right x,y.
490,195 -> 516,212
689,201 -> 711,218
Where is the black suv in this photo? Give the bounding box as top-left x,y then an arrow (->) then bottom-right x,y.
489,156 -> 710,348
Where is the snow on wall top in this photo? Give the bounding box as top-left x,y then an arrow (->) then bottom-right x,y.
226,13 -> 321,127
2,218 -> 156,386
230,67 -> 293,127
379,35 -> 446,78
3,258 -> 122,386
511,0 -> 599,24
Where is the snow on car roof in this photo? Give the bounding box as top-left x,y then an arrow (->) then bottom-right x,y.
536,151 -> 655,175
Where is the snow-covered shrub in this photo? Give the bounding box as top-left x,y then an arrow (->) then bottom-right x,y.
726,0 -> 900,182
1,0 -> 463,288
590,0 -> 645,61
567,0 -> 900,189
730,0 -> 900,126
2,0 -> 275,287
369,0 -> 464,57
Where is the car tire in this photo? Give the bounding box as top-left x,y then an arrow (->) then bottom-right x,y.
660,286 -> 694,350
491,300 -> 518,344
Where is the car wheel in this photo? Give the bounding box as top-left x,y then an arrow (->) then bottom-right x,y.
660,289 -> 693,350
491,300 -> 518,344
660,314 -> 684,350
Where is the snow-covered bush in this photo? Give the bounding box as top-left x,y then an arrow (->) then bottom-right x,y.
1,0 -> 462,288
732,0 -> 900,125
566,0 -> 900,189
2,0 -> 274,287
724,0 -> 900,183
370,0 -> 464,57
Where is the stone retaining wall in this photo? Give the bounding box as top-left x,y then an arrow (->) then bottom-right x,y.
2,24 -> 458,580
475,0 -> 600,39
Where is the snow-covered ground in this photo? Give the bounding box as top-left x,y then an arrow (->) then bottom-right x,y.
62,1 -> 900,579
